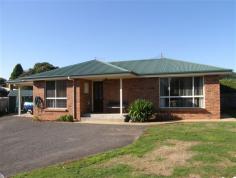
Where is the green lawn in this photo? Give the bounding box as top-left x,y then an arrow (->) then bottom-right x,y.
14,122 -> 236,178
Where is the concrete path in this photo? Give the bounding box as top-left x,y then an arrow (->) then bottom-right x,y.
81,117 -> 236,125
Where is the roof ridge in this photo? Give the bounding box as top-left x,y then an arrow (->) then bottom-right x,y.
95,59 -> 131,72
111,57 -> 230,70
161,57 -> 229,70
111,58 -> 161,63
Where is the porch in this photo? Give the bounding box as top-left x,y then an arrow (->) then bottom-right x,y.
14,77 -> 132,120
90,78 -> 125,115
81,113 -> 126,122
14,77 -> 158,120
82,77 -> 159,119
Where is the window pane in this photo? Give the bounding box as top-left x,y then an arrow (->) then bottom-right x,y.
160,98 -> 169,107
160,78 -> 169,96
46,99 -> 55,108
84,82 -> 89,94
56,81 -> 67,97
170,77 -> 192,96
170,98 -> 193,107
46,81 -> 55,97
56,99 -> 67,108
194,77 -> 203,95
194,98 -> 203,108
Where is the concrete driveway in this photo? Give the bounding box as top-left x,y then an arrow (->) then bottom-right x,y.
0,115 -> 145,177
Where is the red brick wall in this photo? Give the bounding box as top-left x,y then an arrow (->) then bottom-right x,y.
33,75 -> 221,120
33,79 -> 92,121
123,78 -> 159,110
103,76 -> 221,119
103,78 -> 159,113
33,80 -> 74,120
103,79 -> 119,113
204,75 -> 221,119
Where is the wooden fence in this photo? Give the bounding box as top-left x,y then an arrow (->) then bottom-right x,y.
0,97 -> 9,113
221,93 -> 236,109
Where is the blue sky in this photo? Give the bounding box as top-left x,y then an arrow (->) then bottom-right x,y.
0,0 -> 235,79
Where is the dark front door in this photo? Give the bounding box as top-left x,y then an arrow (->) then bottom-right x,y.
93,81 -> 103,113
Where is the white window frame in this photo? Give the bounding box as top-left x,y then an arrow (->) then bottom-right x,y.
159,76 -> 205,108
45,80 -> 67,109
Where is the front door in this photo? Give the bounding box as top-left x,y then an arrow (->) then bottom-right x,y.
93,81 -> 103,113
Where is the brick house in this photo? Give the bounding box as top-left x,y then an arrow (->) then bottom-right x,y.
9,58 -> 232,120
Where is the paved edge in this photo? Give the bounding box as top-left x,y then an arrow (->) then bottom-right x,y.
79,118 -> 236,125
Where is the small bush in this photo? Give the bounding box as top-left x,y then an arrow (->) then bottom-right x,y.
32,116 -> 41,121
128,99 -> 154,122
57,114 -> 74,122
124,115 -> 130,122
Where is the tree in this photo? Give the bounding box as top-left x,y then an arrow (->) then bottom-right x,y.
0,87 -> 8,97
33,62 -> 58,74
20,62 -> 58,77
20,68 -> 34,77
10,64 -> 24,80
0,77 -> 6,86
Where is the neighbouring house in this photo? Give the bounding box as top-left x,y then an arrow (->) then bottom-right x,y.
0,87 -> 9,114
8,58 -> 233,120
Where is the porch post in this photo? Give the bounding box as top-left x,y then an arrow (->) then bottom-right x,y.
18,86 -> 21,116
120,78 -> 123,115
91,81 -> 94,112
73,79 -> 76,119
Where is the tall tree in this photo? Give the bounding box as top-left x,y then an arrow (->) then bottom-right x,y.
20,62 -> 58,77
33,62 -> 58,74
0,87 -> 8,97
0,77 -> 6,86
10,64 -> 23,80
20,68 -> 34,77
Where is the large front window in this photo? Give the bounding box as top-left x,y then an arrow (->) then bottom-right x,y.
160,77 -> 204,108
46,81 -> 67,108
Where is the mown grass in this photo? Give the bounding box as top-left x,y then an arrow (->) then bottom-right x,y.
14,122 -> 236,178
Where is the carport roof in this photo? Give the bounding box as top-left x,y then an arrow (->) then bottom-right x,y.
8,89 -> 33,97
8,58 -> 232,84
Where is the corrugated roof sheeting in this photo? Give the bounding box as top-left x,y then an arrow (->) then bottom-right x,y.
8,58 -> 232,83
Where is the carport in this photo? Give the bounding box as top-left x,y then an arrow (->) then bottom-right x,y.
8,89 -> 33,113
8,81 -> 33,115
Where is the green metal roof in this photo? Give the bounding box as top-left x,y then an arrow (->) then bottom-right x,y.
8,60 -> 131,83
111,58 -> 232,75
8,58 -> 232,83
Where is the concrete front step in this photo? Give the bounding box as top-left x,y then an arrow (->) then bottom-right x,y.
81,113 -> 126,122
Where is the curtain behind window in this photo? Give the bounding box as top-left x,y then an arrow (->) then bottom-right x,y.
194,77 -> 203,95
46,81 -> 55,97
170,77 -> 192,96
56,80 -> 67,97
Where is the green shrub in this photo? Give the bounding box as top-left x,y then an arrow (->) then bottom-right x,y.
32,116 -> 41,121
124,115 -> 130,122
128,99 -> 154,122
57,114 -> 74,122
